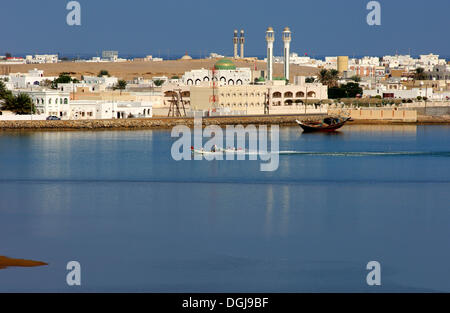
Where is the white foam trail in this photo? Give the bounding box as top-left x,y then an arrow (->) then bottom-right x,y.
193,149 -> 450,157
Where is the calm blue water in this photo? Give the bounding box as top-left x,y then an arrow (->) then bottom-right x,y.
0,125 -> 449,292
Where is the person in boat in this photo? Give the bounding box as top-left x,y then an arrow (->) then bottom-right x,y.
323,117 -> 338,125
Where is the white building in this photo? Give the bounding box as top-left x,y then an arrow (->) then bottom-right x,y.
10,88 -> 153,119
69,100 -> 152,119
57,82 -> 100,93
419,54 -> 440,67
8,69 -> 55,89
102,51 -> 118,61
25,54 -> 59,64
83,75 -> 118,88
382,55 -> 415,68
324,57 -> 338,70
13,89 -> 71,117
428,64 -> 450,80
289,53 -> 322,67
363,86 -> 433,99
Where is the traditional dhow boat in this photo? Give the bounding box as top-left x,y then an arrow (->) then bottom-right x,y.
295,117 -> 351,132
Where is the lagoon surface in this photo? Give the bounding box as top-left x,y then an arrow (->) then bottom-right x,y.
0,125 -> 449,292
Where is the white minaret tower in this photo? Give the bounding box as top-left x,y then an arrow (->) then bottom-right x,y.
233,30 -> 239,59
282,27 -> 292,82
266,27 -> 274,81
240,30 -> 245,59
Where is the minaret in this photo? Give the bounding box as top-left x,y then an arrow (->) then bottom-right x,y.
266,27 -> 274,81
282,27 -> 292,82
240,30 -> 245,58
233,30 -> 239,59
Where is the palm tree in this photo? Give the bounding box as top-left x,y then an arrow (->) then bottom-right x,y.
115,80 -> 127,95
0,80 -> 11,99
318,69 -> 330,86
328,69 -> 340,87
3,93 -> 35,115
414,67 -> 427,81
318,69 -> 340,88
153,79 -> 165,87
98,70 -> 110,77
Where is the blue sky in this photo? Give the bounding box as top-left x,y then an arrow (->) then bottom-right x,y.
2,0 -> 449,57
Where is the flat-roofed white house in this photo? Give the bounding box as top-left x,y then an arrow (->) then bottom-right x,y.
13,89 -> 71,117
69,100 -> 152,119
25,54 -> 59,64
10,88 -> 153,120
9,69 -> 55,89
83,75 -> 118,88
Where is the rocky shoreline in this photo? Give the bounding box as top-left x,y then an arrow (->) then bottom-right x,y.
0,115 -> 449,130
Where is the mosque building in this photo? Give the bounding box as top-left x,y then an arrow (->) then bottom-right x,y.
165,27 -> 328,114
182,58 -> 252,86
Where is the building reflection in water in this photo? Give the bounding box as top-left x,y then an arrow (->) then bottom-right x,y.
265,185 -> 274,237
346,124 -> 417,134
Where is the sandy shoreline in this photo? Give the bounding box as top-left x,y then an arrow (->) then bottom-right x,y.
0,115 -> 449,131
0,256 -> 48,270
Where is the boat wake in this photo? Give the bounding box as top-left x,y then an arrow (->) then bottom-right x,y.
273,151 -> 450,157
193,149 -> 450,157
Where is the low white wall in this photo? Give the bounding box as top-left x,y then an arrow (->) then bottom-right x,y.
0,115 -> 47,121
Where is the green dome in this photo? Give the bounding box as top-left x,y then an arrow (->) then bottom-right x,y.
214,58 -> 236,70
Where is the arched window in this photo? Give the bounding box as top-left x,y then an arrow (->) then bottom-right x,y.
49,98 -> 52,104
296,91 -> 305,98
64,98 -> 68,104
272,92 -> 282,98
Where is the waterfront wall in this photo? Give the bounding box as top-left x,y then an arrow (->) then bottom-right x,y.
154,106 -> 328,117
0,115 -> 47,121
0,115 -> 327,130
328,109 -> 418,122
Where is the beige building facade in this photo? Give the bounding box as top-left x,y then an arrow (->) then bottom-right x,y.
189,80 -> 328,113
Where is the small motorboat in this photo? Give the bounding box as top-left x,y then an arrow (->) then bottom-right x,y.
191,146 -> 245,155
296,116 -> 351,132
